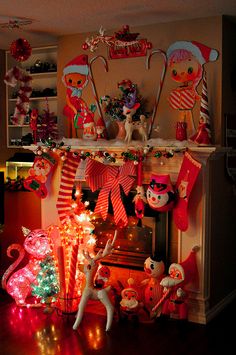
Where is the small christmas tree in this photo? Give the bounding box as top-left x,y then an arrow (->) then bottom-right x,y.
32,255 -> 59,312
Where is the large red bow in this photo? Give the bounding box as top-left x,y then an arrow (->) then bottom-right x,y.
85,158 -> 136,226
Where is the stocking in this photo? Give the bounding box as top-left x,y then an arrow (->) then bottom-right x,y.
173,152 -> 201,231
24,153 -> 56,199
56,153 -> 80,224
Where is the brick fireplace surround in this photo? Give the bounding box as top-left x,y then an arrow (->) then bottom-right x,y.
36,143 -> 235,324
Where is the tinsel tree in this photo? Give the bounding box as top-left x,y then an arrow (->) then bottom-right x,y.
31,255 -> 59,304
37,99 -> 58,141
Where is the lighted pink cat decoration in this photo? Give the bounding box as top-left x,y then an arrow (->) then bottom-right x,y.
1,227 -> 51,306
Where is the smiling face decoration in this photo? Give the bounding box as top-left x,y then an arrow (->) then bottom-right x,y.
146,174 -> 175,212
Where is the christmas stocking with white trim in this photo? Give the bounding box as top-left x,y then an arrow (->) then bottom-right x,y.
173,152 -> 201,231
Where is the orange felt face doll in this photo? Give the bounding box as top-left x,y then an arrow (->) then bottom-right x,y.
64,72 -> 88,91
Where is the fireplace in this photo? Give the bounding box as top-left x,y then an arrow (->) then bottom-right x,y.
81,187 -> 169,270
37,146 -> 220,324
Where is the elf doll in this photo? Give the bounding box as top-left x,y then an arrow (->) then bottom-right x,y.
62,54 -> 95,138
167,41 -> 218,138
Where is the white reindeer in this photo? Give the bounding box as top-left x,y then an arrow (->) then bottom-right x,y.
124,114 -> 148,143
73,234 -> 116,331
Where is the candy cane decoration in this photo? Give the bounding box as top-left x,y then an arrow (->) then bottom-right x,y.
89,55 -> 108,132
152,288 -> 171,312
4,66 -> 32,125
200,70 -> 211,140
146,49 -> 167,139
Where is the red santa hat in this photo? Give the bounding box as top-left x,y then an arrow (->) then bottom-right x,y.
167,41 -> 218,65
63,54 -> 89,76
149,174 -> 173,194
83,112 -> 94,125
169,246 -> 199,285
96,116 -> 105,127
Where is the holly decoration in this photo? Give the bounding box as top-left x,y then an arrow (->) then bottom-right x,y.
10,38 -> 32,62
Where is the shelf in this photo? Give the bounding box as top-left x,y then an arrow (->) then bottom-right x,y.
6,45 -> 58,148
28,71 -> 57,77
9,96 -> 57,102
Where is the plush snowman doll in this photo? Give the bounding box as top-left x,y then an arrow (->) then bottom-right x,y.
146,174 -> 175,212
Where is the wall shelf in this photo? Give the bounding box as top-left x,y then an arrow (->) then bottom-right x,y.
5,45 -> 57,148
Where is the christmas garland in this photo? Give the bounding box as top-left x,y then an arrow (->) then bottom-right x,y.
35,138 -> 183,163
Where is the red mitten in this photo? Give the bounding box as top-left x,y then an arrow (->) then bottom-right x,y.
24,153 -> 56,198
173,152 -> 201,231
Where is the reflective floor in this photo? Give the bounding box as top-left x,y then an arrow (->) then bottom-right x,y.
0,289 -> 235,355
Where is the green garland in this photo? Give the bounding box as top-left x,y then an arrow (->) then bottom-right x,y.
37,138 -> 183,164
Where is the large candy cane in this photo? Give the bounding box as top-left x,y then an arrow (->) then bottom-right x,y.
89,55 -> 108,127
146,49 -> 167,139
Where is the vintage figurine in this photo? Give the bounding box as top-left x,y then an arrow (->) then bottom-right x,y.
146,174 -> 175,212
152,246 -> 199,321
124,113 -> 147,143
120,278 -> 141,321
141,254 -> 165,317
189,117 -> 211,145
73,234 -> 116,332
167,41 -> 218,137
62,54 -> 96,137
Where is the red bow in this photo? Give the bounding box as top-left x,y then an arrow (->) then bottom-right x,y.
85,158 -> 136,226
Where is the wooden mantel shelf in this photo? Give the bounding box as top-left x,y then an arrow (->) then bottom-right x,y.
23,139 -> 219,185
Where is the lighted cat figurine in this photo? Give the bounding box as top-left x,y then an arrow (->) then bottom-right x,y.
1,227 -> 51,306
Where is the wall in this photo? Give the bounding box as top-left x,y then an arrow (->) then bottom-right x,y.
57,16 -> 222,143
222,16 -> 236,145
208,153 -> 236,309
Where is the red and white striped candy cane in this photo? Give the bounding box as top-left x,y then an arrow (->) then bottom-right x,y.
67,243 -> 79,296
89,56 -> 108,131
152,288 -> 171,313
146,49 -> 167,139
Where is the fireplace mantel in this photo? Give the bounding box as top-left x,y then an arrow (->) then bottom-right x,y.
25,142 -> 235,324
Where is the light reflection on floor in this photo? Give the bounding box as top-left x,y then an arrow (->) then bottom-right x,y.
2,297 -> 109,355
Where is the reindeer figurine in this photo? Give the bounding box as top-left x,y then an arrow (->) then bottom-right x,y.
73,232 -> 117,332
124,113 -> 148,143
122,92 -> 148,143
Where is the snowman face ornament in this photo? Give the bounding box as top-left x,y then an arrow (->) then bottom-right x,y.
146,174 -> 175,212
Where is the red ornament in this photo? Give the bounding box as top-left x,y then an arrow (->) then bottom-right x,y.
146,42 -> 153,50
10,38 -> 32,62
82,42 -> 89,50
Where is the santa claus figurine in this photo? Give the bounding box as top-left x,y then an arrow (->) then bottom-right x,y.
96,116 -> 107,140
152,246 -> 199,321
146,174 -> 175,212
141,254 -> 165,318
82,112 -> 97,140
120,278 -> 140,321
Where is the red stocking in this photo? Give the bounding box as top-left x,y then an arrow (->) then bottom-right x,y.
173,152 -> 201,231
24,153 -> 56,199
